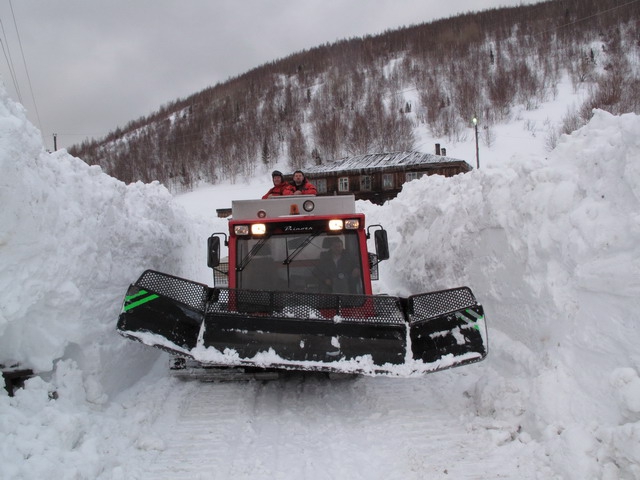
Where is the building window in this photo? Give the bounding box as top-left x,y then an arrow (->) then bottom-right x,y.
316,178 -> 327,193
406,172 -> 419,182
360,175 -> 372,191
338,177 -> 349,192
382,173 -> 394,190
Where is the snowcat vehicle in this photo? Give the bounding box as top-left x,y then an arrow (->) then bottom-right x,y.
117,195 -> 487,377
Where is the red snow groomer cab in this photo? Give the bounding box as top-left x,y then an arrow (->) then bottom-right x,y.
117,195 -> 487,376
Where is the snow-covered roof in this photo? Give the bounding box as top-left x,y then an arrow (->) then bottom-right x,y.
304,151 -> 472,175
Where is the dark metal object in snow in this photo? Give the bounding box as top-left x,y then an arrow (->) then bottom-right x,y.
1,364 -> 34,397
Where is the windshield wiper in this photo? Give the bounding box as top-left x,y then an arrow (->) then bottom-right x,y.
237,237 -> 269,271
283,232 -> 321,265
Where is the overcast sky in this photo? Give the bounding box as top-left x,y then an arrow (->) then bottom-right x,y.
0,0 -> 543,151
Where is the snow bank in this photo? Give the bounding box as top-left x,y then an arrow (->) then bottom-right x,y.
363,109 -> 640,477
0,84 -> 204,395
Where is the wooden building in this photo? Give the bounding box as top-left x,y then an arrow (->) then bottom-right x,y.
302,151 -> 472,205
216,207 -> 232,218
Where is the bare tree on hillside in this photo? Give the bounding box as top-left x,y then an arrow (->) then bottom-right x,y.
347,110 -> 373,155
288,124 -> 307,170
488,66 -> 516,119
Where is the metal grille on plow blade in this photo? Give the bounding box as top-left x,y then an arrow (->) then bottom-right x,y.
135,270 -> 208,312
408,287 -> 476,323
207,289 -> 405,325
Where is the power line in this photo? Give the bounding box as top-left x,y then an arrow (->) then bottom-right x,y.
529,0 -> 640,40
0,16 -> 21,102
9,0 -> 43,134
53,132 -> 108,137
558,0 -> 640,31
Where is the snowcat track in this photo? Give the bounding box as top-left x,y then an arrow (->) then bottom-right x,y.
117,270 -> 488,376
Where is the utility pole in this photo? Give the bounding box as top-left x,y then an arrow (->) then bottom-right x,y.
472,117 -> 479,169
53,133 -> 57,151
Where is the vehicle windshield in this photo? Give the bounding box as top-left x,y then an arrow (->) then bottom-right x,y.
236,231 -> 364,294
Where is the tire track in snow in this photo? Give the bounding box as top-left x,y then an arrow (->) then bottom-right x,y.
215,373 -> 362,479
129,372 -> 543,479
136,380 -> 260,480
339,375 -> 540,480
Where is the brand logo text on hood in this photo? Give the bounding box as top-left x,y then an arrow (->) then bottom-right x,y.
283,225 -> 314,232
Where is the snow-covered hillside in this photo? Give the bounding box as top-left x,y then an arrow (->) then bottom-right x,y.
1,80 -> 640,479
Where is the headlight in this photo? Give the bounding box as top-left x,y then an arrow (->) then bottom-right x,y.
234,225 -> 250,235
328,219 -> 343,231
251,223 -> 266,235
345,219 -> 360,229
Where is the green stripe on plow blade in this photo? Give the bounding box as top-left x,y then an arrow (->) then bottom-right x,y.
123,290 -> 159,312
455,309 -> 484,331
125,289 -> 151,301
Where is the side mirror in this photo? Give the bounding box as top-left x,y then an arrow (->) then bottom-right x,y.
207,236 -> 221,268
374,229 -> 389,261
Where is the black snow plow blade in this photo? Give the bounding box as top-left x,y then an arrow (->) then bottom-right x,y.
117,270 -> 487,376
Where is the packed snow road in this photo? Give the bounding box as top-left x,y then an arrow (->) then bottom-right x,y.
117,366 -> 540,480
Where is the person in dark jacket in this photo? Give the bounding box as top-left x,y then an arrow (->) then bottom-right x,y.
314,237 -> 361,294
262,170 -> 294,199
290,170 -> 317,196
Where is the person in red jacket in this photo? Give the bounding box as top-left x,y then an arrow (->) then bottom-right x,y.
262,170 -> 294,199
290,170 -> 317,195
